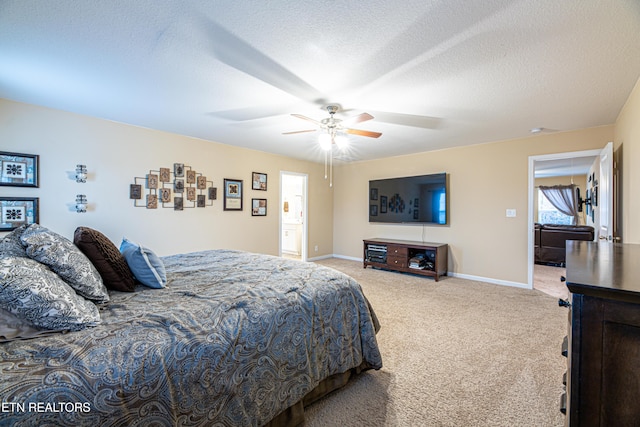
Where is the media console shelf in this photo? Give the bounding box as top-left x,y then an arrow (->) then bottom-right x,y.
363,238 -> 448,281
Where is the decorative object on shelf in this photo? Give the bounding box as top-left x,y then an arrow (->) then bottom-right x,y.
75,194 -> 87,213
223,178 -> 243,211
252,198 -> 267,216
75,164 -> 87,183
130,164 -> 216,210
0,197 -> 39,230
283,201 -> 289,212
252,172 -> 267,191
0,151 -> 39,187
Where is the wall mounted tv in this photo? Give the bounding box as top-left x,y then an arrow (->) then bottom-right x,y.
368,172 -> 448,224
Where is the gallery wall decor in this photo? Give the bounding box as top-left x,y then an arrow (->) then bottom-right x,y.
252,172 -> 267,191
129,163 -> 216,210
0,151 -> 39,187
251,198 -> 267,216
0,197 -> 39,231
223,178 -> 243,211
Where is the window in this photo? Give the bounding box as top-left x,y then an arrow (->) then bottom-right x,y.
437,191 -> 446,224
538,190 -> 573,224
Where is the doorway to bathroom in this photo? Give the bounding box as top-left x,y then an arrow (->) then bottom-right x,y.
280,172 -> 308,261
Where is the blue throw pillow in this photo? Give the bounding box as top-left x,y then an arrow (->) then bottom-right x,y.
119,238 -> 167,289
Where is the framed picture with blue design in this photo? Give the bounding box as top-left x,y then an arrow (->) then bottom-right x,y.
0,151 -> 39,187
0,197 -> 39,231
224,178 -> 243,211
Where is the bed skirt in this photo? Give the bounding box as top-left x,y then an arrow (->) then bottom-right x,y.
266,361 -> 374,427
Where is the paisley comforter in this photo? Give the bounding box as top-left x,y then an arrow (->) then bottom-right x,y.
0,250 -> 382,426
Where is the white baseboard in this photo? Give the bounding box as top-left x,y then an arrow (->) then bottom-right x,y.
326,254 -> 531,290
332,254 -> 362,262
306,254 -> 334,262
448,272 -> 531,289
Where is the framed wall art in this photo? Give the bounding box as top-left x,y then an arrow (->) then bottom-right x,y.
131,163 -> 216,210
224,178 -> 243,211
0,197 -> 39,231
252,172 -> 267,191
0,151 -> 39,187
252,198 -> 267,216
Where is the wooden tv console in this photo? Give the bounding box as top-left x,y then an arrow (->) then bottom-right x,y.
363,238 -> 448,281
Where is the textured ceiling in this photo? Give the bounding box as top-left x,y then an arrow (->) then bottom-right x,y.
1,0 -> 639,165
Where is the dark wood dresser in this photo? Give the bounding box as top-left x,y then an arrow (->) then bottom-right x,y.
562,241 -> 640,426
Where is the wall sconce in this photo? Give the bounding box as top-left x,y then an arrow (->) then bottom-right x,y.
75,164 -> 87,183
75,194 -> 87,213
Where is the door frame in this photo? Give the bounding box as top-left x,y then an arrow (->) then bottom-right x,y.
527,148 -> 602,289
279,171 -> 308,261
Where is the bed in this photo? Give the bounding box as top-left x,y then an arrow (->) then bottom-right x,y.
0,225 -> 382,426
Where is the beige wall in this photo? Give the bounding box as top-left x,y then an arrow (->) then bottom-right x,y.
3,72 -> 638,286
0,99 -> 333,257
333,126 -> 614,286
615,77 -> 640,244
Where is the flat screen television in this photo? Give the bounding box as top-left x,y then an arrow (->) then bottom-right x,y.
368,172 -> 447,224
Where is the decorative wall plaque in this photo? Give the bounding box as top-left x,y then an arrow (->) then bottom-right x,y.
130,164 -> 216,210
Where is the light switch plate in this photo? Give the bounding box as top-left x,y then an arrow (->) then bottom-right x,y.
506,209 -> 516,217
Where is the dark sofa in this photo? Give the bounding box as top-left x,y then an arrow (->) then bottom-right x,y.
534,223 -> 595,266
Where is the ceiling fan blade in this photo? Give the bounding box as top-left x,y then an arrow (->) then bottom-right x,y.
367,110 -> 442,129
291,113 -> 322,126
346,128 -> 382,138
342,112 -> 374,125
201,18 -> 325,104
282,129 -> 316,135
209,104 -> 294,121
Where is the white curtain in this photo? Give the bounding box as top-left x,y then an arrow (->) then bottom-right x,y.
539,184 -> 579,225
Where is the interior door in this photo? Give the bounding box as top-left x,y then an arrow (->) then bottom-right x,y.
598,142 -> 614,241
279,172 -> 308,261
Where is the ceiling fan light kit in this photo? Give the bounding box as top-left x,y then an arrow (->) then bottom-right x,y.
284,105 -> 381,187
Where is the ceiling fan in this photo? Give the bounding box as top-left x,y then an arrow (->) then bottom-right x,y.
283,104 -> 382,140
202,19 -> 442,130
283,105 -> 381,187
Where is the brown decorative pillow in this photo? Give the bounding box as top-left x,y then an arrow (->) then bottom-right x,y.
73,227 -> 136,292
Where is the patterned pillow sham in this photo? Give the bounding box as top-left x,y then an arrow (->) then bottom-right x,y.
120,238 -> 167,288
20,224 -> 109,304
0,257 -> 101,331
74,227 -> 136,292
0,224 -> 28,259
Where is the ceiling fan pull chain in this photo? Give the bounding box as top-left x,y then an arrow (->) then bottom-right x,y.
330,152 -> 333,188
324,151 -> 328,180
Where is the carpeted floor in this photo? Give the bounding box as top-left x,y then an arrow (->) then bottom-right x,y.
533,264 -> 568,300
305,258 -> 567,427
